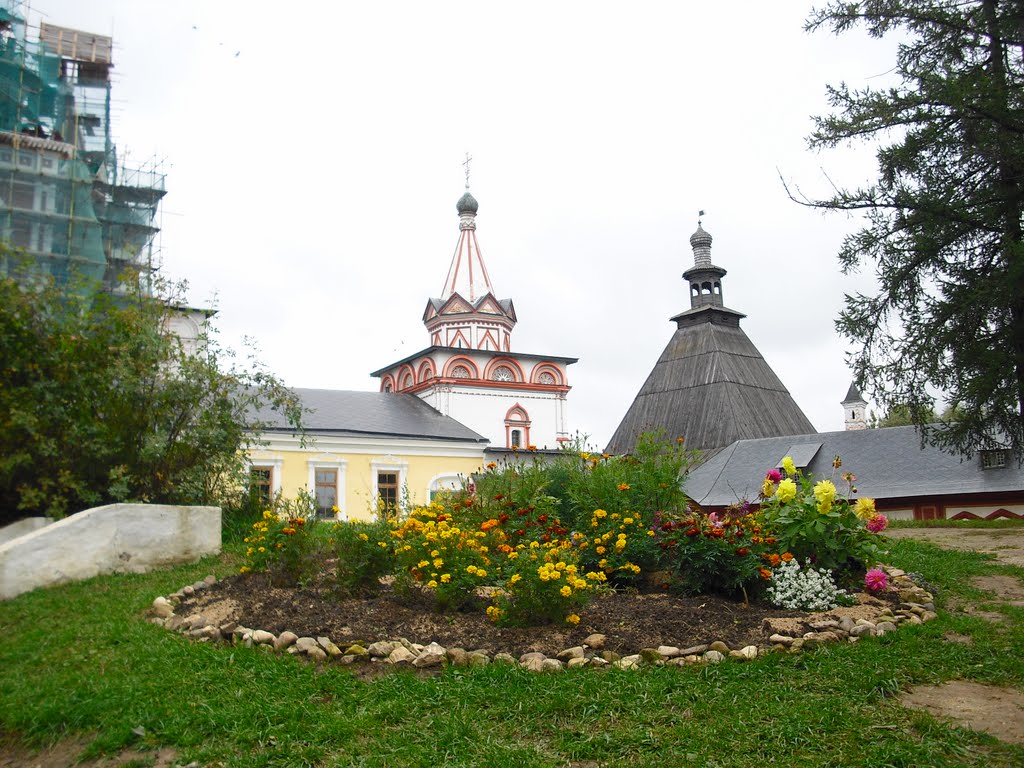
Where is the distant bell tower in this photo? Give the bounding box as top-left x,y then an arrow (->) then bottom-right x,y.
842,382 -> 868,430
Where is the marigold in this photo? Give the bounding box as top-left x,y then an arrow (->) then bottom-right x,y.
427,580 -> 438,588
617,483 -> 631,491
758,567 -> 772,580
440,573 -> 451,583
560,585 -> 572,597
566,613 -> 581,625
781,552 -> 793,562
593,509 -> 608,519
486,462 -> 497,470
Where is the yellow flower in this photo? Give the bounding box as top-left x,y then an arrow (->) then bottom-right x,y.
853,497 -> 876,520
358,533 -> 369,541
440,573 -> 451,583
814,479 -> 837,513
509,573 -> 522,585
508,551 -> 518,560
427,580 -> 438,588
257,547 -> 266,553
623,517 -> 634,525
593,509 -> 607,519
239,565 -> 251,574
476,569 -> 487,578
782,456 -> 797,477
761,477 -> 775,498
417,560 -> 430,568
566,613 -> 581,625
617,483 -> 630,491
776,478 -> 797,503
574,578 -> 587,589
433,558 -> 444,568
560,585 -> 572,597
466,565 -> 478,574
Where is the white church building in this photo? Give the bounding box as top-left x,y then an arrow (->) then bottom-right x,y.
372,187 -> 576,451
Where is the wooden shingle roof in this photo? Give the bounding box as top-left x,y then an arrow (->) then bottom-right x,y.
606,317 -> 816,455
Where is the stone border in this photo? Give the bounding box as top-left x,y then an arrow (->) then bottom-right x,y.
147,566 -> 938,672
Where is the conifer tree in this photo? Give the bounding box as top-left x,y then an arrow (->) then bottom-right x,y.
797,0 -> 1023,460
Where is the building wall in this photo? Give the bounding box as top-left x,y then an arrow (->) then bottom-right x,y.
417,384 -> 567,448
248,433 -> 485,521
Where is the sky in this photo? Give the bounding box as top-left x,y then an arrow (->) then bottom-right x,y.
31,0 -> 901,449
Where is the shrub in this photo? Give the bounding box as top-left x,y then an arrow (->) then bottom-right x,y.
760,457 -> 886,574
331,519 -> 393,597
240,491 -> 322,586
653,506 -> 783,598
576,507 -> 654,586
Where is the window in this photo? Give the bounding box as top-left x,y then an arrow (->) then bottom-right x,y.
981,450 -> 1007,470
314,468 -> 338,516
250,467 -> 273,507
451,365 -> 471,379
511,429 -> 522,448
538,371 -> 556,385
377,472 -> 399,517
492,365 -> 514,382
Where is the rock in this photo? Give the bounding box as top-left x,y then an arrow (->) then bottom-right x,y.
679,644 -> 708,656
318,637 -> 343,657
666,657 -> 688,667
850,624 -> 875,638
906,614 -> 923,625
147,617 -> 166,627
387,646 -> 416,664
367,641 -> 396,658
397,638 -> 418,654
737,645 -> 758,660
600,650 -> 621,663
469,653 -> 492,667
922,611 -> 938,622
219,621 -> 237,636
191,580 -> 208,592
201,625 -> 221,641
166,615 -> 187,631
493,653 -> 517,665
567,657 -> 589,668
294,636 -> 320,651
708,641 -> 730,654
251,629 -> 276,646
702,650 -> 725,664
540,658 -> 565,672
788,639 -> 805,652
520,653 -> 546,673
875,621 -> 899,636
639,648 -> 663,664
413,642 -> 447,668
182,585 -> 195,597
887,568 -> 905,578
306,647 -> 327,662
589,656 -> 610,667
203,574 -> 217,586
854,619 -> 876,628
682,655 -> 700,664
338,654 -> 358,665
151,597 -> 174,618
275,631 -> 299,651
344,644 -> 369,657
769,634 -> 794,646
447,648 -> 470,666
186,614 -> 208,630
838,616 -> 856,633
583,633 -> 606,650
615,655 -> 641,670
557,646 -> 585,662
809,619 -> 840,631
657,646 -> 682,658
803,631 -> 841,648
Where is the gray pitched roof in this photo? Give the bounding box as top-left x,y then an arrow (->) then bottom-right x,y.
606,321 -> 816,454
842,382 -> 865,403
253,389 -> 487,443
686,426 -> 1024,507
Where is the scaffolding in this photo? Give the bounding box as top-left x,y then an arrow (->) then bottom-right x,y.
0,0 -> 164,291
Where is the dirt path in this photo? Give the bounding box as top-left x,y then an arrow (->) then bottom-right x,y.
885,527 -> 1024,567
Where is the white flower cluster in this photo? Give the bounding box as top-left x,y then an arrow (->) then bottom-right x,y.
766,559 -> 849,611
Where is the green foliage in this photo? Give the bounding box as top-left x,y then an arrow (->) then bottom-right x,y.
488,542 -> 600,627
0,257 -> 303,522
653,508 -> 779,598
793,0 -> 1024,461
761,459 -> 887,574
330,519 -> 394,597
240,491 -> 322,586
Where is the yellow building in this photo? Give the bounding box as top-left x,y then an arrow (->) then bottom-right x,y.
248,389 -> 487,521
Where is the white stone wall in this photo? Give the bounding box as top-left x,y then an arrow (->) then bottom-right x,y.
0,517 -> 51,547
420,385 -> 567,448
0,504 -> 221,600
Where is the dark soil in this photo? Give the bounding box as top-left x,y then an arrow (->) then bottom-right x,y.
176,571 -> 814,658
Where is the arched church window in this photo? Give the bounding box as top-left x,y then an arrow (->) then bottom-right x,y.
451,365 -> 471,379
511,429 -> 522,448
492,366 -> 514,382
538,372 -> 556,385
401,373 -> 413,389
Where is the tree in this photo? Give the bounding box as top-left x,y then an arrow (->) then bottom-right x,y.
791,0 -> 1024,460
0,261 -> 303,522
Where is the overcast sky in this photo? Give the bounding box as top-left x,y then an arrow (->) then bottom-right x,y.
34,0 -> 901,449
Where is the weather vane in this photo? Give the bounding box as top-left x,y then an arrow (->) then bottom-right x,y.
463,152 -> 473,190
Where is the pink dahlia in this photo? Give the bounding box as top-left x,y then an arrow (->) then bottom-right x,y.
866,514 -> 889,534
765,468 -> 782,483
864,568 -> 888,593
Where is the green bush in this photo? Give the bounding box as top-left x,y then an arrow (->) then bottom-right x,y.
330,519 -> 394,597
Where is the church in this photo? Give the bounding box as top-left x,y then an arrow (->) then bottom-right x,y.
372,186 -> 577,453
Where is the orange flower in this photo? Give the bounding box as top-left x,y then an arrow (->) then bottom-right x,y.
480,519 -> 499,531
527,444 -> 537,451
617,483 -> 631,491
781,552 -> 794,562
765,553 -> 781,567
486,462 -> 497,469
758,567 -> 772,580
282,527 -> 296,536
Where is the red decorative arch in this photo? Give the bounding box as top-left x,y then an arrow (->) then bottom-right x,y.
397,364 -> 416,391
448,329 -> 471,349
442,355 -> 480,379
530,363 -> 564,386
483,356 -> 526,382
417,359 -> 436,382
380,374 -> 396,393
504,403 -> 531,449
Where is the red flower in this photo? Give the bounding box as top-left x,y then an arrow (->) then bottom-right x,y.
735,547 -> 749,557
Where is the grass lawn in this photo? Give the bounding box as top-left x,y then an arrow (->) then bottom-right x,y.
1,535 -> 1022,767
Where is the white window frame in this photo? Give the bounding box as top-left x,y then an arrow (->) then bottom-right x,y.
371,457 -> 408,518
307,459 -> 347,520
427,473 -> 464,501
247,457 -> 283,497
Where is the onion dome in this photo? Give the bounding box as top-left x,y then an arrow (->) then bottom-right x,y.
689,223 -> 712,249
456,191 -> 479,215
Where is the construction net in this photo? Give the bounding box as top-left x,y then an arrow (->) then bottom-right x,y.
0,0 -> 164,289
